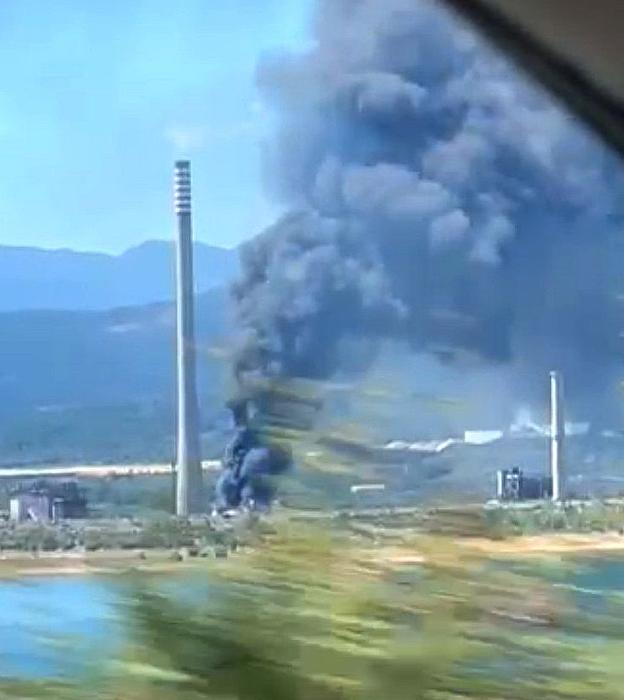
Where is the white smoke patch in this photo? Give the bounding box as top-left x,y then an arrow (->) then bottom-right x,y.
165,125 -> 208,152
341,164 -> 455,224
470,214 -> 514,265
166,117 -> 260,153
430,210 -> 470,249
422,132 -> 492,187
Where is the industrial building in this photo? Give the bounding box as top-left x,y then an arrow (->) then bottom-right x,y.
496,468 -> 552,501
9,481 -> 87,523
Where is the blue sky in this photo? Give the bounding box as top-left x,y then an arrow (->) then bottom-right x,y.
0,0 -> 311,253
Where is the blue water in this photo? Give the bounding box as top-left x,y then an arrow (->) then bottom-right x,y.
0,572 -> 216,680
571,557 -> 624,592
0,577 -> 117,679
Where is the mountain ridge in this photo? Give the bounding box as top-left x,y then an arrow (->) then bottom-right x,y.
0,240 -> 239,311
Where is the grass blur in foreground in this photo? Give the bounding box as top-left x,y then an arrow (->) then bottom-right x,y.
4,524 -> 624,699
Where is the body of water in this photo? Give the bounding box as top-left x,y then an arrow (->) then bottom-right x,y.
0,577 -> 118,679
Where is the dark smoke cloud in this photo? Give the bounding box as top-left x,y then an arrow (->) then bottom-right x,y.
216,398 -> 294,510
232,0 -> 624,417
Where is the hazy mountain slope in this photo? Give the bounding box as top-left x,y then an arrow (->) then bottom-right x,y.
0,287 -> 233,463
0,240 -> 239,310
0,286 -> 231,410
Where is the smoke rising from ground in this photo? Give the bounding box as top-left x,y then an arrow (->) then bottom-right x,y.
232,0 -> 624,420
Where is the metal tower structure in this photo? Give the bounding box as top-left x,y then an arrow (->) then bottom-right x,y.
174,160 -> 204,515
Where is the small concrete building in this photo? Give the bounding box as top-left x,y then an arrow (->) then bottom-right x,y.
9,481 -> 87,523
9,491 -> 51,523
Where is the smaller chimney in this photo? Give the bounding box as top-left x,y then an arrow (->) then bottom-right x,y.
550,370 -> 565,502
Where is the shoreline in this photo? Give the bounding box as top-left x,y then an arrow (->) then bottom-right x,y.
458,531 -> 624,557
2,530 -> 624,579
0,548 -> 214,578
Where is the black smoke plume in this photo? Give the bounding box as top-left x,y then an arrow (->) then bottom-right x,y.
232,0 -> 624,421
216,395 -> 295,511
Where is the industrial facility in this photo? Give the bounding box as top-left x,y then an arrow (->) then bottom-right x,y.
496,468 -> 552,501
496,371 -> 566,503
9,481 -> 87,523
0,160 -> 596,520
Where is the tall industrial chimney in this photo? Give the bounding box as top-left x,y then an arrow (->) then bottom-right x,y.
549,370 -> 565,502
174,160 -> 204,515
